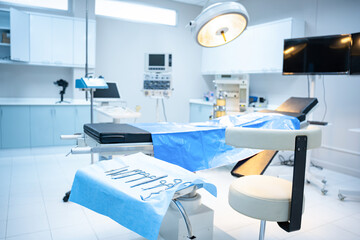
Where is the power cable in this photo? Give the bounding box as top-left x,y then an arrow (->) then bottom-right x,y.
161,98 -> 168,122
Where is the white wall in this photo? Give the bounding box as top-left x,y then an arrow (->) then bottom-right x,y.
0,64 -> 73,99
95,0 -> 205,123
241,0 -> 360,176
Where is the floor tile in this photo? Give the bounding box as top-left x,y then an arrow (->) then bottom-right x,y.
295,224 -> 359,240
0,205 -> 8,221
8,192 -> 43,206
332,215 -> 360,236
0,220 -> 5,239
44,200 -> 83,216
227,222 -> 281,240
51,224 -> 97,240
1,147 -> 360,240
7,202 -> 46,220
6,231 -> 52,240
9,185 -> 42,196
213,226 -> 236,240
6,215 -> 49,237
47,207 -> 88,230
352,212 -> 360,220
86,212 -> 132,239
0,196 -> 8,209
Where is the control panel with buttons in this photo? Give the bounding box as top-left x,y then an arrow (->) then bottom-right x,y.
143,73 -> 172,98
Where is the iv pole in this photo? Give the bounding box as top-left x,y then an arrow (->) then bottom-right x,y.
85,0 -> 95,164
85,0 -> 94,124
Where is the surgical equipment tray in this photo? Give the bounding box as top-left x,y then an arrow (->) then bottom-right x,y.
84,123 -> 152,144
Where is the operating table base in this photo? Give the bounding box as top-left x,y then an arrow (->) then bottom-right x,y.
160,193 -> 214,240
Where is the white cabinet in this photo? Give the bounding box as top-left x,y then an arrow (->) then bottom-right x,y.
30,14 -> 74,65
0,10 -> 10,61
52,17 -> 74,65
201,18 -> 304,74
189,101 -> 213,122
0,8 -> 96,68
73,19 -> 96,68
0,8 -> 29,62
30,14 -> 52,64
10,8 -> 30,62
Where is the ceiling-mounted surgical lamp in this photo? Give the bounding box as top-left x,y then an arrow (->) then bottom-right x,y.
188,1 -> 249,48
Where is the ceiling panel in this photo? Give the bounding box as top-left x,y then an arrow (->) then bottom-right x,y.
170,0 -> 207,7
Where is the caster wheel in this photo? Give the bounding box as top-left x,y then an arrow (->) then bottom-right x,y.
321,189 -> 328,195
322,179 -> 327,184
338,194 -> 346,201
63,191 -> 71,202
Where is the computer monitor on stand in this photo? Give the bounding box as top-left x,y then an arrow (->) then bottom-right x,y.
94,82 -> 122,106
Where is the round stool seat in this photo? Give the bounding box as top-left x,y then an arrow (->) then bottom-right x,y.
229,175 -> 296,222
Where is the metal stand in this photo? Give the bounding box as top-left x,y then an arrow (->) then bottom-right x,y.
63,0 -> 92,202
305,75 -> 327,194
338,189 -> 360,201
160,189 -> 214,240
259,220 -> 266,240
172,199 -> 196,239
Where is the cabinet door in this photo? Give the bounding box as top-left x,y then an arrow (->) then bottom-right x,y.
53,106 -> 75,145
1,106 -> 30,148
30,106 -> 54,147
189,103 -> 213,123
30,14 -> 52,64
75,106 -> 90,134
73,19 -> 96,67
10,8 -> 30,62
52,17 -> 73,65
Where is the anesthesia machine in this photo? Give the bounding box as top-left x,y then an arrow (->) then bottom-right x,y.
213,74 -> 249,117
143,53 -> 173,98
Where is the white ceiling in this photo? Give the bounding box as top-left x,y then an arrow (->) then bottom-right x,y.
170,0 -> 208,7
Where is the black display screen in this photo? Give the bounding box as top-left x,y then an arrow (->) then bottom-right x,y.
94,82 -> 120,98
350,32 -> 360,74
149,54 -> 165,66
283,34 -> 351,75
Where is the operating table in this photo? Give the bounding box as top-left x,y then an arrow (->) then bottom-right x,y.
69,97 -> 318,170
65,97 -> 322,240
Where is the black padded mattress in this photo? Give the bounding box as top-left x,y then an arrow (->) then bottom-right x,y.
84,123 -> 152,144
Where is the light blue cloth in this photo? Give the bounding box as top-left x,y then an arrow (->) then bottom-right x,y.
133,112 -> 300,172
70,153 -> 217,240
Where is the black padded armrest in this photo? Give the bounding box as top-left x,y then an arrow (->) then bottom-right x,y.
259,97 -> 318,122
276,97 -> 318,114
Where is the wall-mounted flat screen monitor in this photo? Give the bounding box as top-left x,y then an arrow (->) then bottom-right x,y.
350,32 -> 360,74
94,82 -> 120,99
283,34 -> 351,75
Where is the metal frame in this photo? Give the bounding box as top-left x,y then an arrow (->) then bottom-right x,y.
70,134 -> 154,157
278,135 -> 307,232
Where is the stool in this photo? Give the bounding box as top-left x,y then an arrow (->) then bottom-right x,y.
225,125 -> 322,239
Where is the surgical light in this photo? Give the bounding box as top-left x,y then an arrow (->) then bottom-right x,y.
189,1 -> 249,48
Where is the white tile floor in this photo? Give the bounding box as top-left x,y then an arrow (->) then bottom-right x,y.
0,146 -> 359,240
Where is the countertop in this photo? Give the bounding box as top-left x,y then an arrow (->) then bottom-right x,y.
189,99 -> 215,106
0,98 -> 91,106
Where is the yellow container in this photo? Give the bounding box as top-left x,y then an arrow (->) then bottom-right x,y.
216,98 -> 226,106
215,110 -> 226,118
